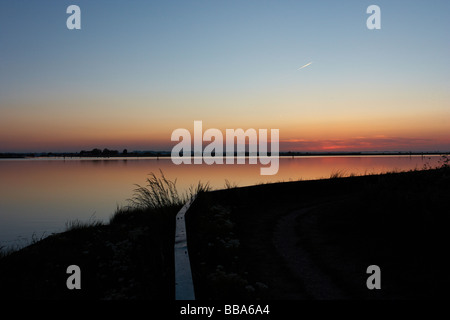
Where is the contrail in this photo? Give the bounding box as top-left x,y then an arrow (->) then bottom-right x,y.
298,62 -> 313,70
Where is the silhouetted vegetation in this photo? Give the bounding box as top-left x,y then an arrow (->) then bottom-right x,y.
0,171 -> 209,299
1,163 -> 450,299
1,151 -> 449,159
187,164 -> 450,299
79,148 -> 119,157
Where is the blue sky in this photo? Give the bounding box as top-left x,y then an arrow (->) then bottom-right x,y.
2,0 -> 448,96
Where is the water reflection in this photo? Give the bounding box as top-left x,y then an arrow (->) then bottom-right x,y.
0,155 -> 442,247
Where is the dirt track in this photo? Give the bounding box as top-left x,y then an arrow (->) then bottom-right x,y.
273,207 -> 347,299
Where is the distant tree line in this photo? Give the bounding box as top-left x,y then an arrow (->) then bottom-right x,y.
76,148 -> 169,158
79,148 -> 121,157
1,150 -> 449,159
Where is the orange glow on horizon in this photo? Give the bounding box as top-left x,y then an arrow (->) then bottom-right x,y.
1,94 -> 450,152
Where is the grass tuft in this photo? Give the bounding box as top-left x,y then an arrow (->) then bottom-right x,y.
126,169 -> 210,211
110,170 -> 211,224
329,169 -> 348,179
65,214 -> 104,231
224,179 -> 239,189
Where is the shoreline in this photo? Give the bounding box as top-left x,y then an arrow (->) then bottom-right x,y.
1,166 -> 449,299
1,151 -> 449,160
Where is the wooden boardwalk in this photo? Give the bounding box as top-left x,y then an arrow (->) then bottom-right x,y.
174,196 -> 196,300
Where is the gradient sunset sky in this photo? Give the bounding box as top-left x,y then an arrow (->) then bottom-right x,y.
1,0 -> 449,153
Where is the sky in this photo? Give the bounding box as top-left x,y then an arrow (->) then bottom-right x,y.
1,0 -> 449,152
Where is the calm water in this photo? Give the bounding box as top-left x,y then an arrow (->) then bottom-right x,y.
0,155 -> 441,248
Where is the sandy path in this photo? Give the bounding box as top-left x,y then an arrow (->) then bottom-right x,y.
273,208 -> 347,299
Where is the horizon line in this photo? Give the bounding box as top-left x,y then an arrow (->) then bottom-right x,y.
1,150 -> 450,155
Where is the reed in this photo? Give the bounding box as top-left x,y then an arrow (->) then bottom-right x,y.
127,169 -> 210,210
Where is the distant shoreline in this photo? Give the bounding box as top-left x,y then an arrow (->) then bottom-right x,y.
1,151 -> 449,159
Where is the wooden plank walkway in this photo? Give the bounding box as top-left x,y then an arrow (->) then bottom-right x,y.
174,196 -> 196,300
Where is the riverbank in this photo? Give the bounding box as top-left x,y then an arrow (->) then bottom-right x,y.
187,166 -> 450,299
0,205 -> 180,299
1,167 -> 449,299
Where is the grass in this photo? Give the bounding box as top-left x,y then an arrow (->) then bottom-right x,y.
327,154 -> 450,180
0,246 -> 16,259
187,162 -> 450,299
0,231 -> 52,258
0,170 -> 210,299
1,158 -> 449,299
329,169 -> 348,179
294,166 -> 450,299
109,170 -> 211,226
124,169 -> 210,211
65,213 -> 104,231
127,170 -> 186,210
186,180 -> 331,299
224,179 -> 239,189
